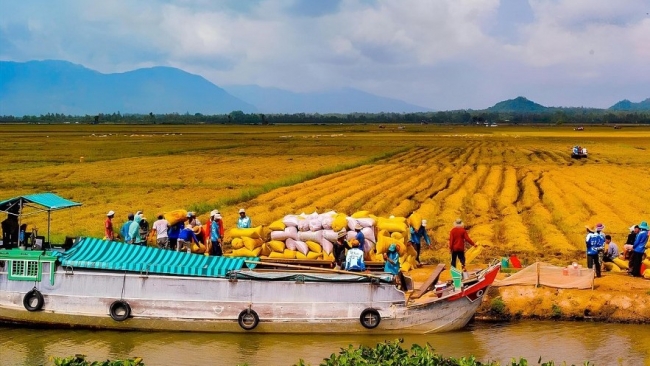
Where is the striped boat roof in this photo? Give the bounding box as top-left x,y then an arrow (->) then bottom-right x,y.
56,237 -> 256,278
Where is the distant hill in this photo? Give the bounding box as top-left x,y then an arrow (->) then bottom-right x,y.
222,85 -> 431,114
609,98 -> 650,111
487,96 -> 548,113
0,60 -> 255,116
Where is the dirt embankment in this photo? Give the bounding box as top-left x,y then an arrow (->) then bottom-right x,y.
409,266 -> 650,323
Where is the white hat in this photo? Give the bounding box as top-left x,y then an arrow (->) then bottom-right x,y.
210,210 -> 218,217
454,218 -> 464,227
107,210 -> 115,216
421,219 -> 427,227
135,211 -> 142,216
187,212 -> 194,218
239,208 -> 246,214
214,214 -> 222,219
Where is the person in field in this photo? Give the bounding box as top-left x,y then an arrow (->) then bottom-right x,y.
344,239 -> 365,272
354,223 -> 365,252
630,221 -> 648,277
120,213 -> 134,243
187,212 -> 201,227
210,211 -> 223,256
152,214 -> 170,250
333,230 -> 350,269
237,208 -> 252,228
177,225 -> 199,253
167,221 -> 184,251
602,235 -> 619,263
212,209 -> 225,239
104,210 -> 115,240
449,218 -> 476,271
585,223 -> 605,277
409,219 -> 431,265
623,225 -> 639,262
128,215 -> 144,246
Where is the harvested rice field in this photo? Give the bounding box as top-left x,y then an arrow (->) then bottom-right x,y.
2,124 -> 650,266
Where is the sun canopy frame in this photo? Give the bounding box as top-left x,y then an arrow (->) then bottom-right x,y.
0,193 -> 82,245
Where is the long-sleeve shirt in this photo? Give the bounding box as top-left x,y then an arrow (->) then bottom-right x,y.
128,217 -> 143,244
179,228 -> 199,243
211,221 -> 221,242
633,230 -> 648,253
120,220 -> 132,242
237,216 -> 252,229
604,242 -> 619,259
449,227 -> 475,252
409,226 -> 431,246
168,222 -> 183,240
105,218 -> 114,239
344,248 -> 365,271
585,232 -> 605,255
355,231 -> 365,251
384,251 -> 400,275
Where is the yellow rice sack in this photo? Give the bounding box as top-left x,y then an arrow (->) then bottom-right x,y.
231,237 -> 244,249
643,259 -> 650,267
377,218 -> 408,233
296,252 -> 307,260
268,220 -> 286,231
400,262 -> 412,272
391,232 -> 404,240
268,251 -> 285,259
230,226 -> 263,239
351,210 -> 370,218
231,247 -> 262,257
306,240 -> 322,253
191,243 -> 206,254
322,252 -> 335,261
372,253 -> 385,262
306,251 -> 322,260
242,237 -> 264,250
644,269 -> 650,279
283,249 -> 296,259
164,209 -> 188,226
604,262 -> 621,272
406,244 -> 417,257
408,212 -> 422,231
613,257 -> 629,270
268,240 -> 286,252
332,214 -> 348,232
375,236 -> 389,254
260,243 -> 272,257
456,245 -> 483,269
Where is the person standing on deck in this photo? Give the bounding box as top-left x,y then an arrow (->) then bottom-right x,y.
104,211 -> 115,240
354,223 -> 365,252
152,214 -> 170,250
630,221 -> 649,277
128,215 -> 144,246
120,213 -> 134,243
177,225 -> 199,253
449,218 -> 476,271
383,243 -> 400,275
187,212 -> 201,228
333,230 -> 350,270
168,221 -> 184,251
344,240 -> 365,272
210,211 -> 223,256
409,219 -> 431,265
237,209 -> 252,229
585,223 -> 605,278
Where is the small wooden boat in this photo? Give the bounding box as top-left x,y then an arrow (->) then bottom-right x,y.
0,237 -> 499,334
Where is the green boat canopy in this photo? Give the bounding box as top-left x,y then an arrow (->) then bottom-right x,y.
0,193 -> 82,214
56,237 -> 258,278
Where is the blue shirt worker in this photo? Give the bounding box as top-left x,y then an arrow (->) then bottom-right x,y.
120,213 -> 134,242
344,240 -> 366,272
237,208 -> 252,229
630,221 -> 649,277
585,223 -> 605,278
354,223 -> 365,252
210,212 -> 223,256
177,226 -> 199,253
383,244 -> 400,275
128,215 -> 144,245
409,219 -> 431,264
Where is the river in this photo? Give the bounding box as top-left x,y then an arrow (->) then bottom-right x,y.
1,321 -> 648,366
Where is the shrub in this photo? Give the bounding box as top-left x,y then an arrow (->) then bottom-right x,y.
50,354 -> 144,366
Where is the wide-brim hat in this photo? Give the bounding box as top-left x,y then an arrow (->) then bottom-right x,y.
639,221 -> 649,230
421,219 -> 427,227
454,218 -> 463,227
210,210 -> 218,217
337,230 -> 347,239
239,208 -> 246,214
388,243 -> 397,252
107,210 -> 115,217
354,223 -> 362,230
595,223 -> 604,231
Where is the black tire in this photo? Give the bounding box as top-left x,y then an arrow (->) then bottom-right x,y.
238,309 -> 259,330
109,300 -> 131,321
23,289 -> 44,312
360,308 -> 381,329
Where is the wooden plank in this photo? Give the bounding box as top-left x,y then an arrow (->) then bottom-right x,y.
409,263 -> 446,300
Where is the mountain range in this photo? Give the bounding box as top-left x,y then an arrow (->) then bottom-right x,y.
0,60 -> 428,116
486,96 -> 650,113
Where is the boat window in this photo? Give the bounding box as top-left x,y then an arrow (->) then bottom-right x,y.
8,260 -> 41,281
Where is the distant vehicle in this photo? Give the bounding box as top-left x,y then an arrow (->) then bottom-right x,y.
571,146 -> 588,159
614,125 -> 622,129
574,126 -> 584,131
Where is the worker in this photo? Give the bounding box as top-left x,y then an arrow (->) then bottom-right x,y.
344,239 -> 365,272
585,223 -> 605,278
602,235 -> 619,263
152,214 -> 170,250
623,225 -> 639,261
449,218 -> 476,270
354,223 -> 365,252
105,210 -> 115,240
210,211 -> 223,256
128,215 -> 144,246
168,221 -> 184,251
187,212 -> 201,227
383,243 -> 400,275
333,230 -> 350,269
630,221 -> 648,277
409,219 -> 431,265
120,213 -> 134,242
237,208 -> 252,228
177,225 -> 199,253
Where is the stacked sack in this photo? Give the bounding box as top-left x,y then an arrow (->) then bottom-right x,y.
375,214 -> 419,272
343,211 -> 378,259
229,226 -> 265,257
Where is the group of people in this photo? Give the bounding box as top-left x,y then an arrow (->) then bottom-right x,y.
585,221 -> 649,277
103,208 -> 254,257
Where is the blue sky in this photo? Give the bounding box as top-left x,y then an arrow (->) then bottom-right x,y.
1,0 -> 648,110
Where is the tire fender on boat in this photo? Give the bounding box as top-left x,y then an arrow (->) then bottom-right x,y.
23,289 -> 44,312
359,308 -> 381,329
109,300 -> 131,321
238,309 -> 260,330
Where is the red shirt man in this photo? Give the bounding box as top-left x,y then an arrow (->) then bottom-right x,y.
449,218 -> 475,270
105,211 -> 115,240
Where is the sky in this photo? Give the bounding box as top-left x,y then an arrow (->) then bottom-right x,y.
1,0 -> 648,110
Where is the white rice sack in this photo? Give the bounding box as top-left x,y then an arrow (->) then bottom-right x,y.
320,237 -> 334,255
356,218 -> 375,228
285,238 -> 298,251
298,219 -> 310,232
364,239 -> 375,254
309,219 -> 322,232
284,226 -> 298,240
346,231 -> 357,242
346,217 -> 358,231
270,230 -> 290,241
294,240 -> 309,255
282,215 -> 299,227
322,229 -> 338,242
361,227 -> 376,243
298,230 -> 323,243
321,216 -> 333,230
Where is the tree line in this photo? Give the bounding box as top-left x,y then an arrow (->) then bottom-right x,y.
1,108 -> 649,125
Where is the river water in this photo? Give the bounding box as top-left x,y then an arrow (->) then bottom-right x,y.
1,321 -> 648,366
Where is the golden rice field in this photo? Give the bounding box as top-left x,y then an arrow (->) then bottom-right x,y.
2,124 -> 650,266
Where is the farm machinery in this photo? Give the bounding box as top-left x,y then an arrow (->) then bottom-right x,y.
571,146 -> 588,159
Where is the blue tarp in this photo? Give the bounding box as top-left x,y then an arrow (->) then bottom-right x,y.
0,193 -> 81,213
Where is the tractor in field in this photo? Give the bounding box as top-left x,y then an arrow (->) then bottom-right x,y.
571,146 -> 588,159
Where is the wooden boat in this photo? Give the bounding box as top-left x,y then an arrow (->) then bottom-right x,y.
0,237 -> 499,334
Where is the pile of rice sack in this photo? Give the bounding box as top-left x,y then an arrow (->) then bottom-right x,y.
229,226 -> 266,257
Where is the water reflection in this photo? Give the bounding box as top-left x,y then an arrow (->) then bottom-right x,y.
0,321 -> 648,365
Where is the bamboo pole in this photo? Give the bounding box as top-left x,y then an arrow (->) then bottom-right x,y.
243,260 -> 385,280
